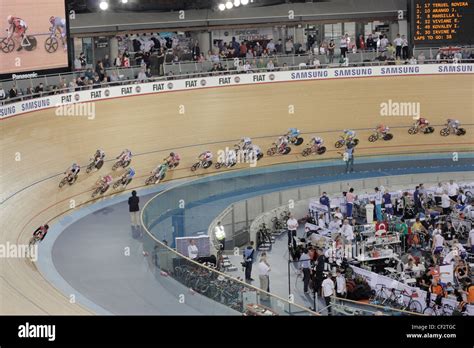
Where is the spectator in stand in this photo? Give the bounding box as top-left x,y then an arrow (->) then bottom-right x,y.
187,239 -> 198,260
85,68 -> 94,80
137,68 -> 148,82
328,39 -> 335,63
79,52 -> 86,69
266,39 -> 275,54
339,35 -> 348,57
197,53 -> 205,62
92,75 -> 101,88
0,84 -> 5,101
96,60 -> 105,81
275,39 -> 283,53
356,34 -> 365,51
68,80 -> 76,93
417,51 -> 426,64
102,54 -> 111,69
285,38 -> 294,55
409,56 -> 417,65
386,43 -> 396,59
239,41 -> 248,57
446,180 -> 459,202
266,60 -> 275,71
257,57 -> 265,70
322,273 -> 335,315
157,48 -> 165,75
340,219 -> 354,257
374,187 -> 383,221
379,34 -> 389,53
441,191 -> 453,215
313,56 -> 321,68
366,34 -> 375,51
192,42 -> 200,61
393,34 -> 403,59
123,55 -> 130,67
145,67 -> 152,78
114,54 -> 122,67
402,35 -> 409,59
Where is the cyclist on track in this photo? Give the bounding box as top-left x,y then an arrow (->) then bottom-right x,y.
224,148 -> 237,167
98,174 -> 113,192
238,137 -> 252,151
310,136 -> 324,149
49,16 -> 67,50
375,123 -> 389,136
6,15 -> 28,51
151,162 -> 168,184
32,224 -> 49,241
277,135 -> 289,153
116,149 -> 132,164
249,144 -> 262,159
119,167 -> 135,186
65,163 -> 80,182
164,152 -> 181,167
414,117 -> 430,131
93,149 -> 105,166
447,118 -> 460,132
198,150 -> 213,166
342,129 -> 356,142
285,128 -> 300,142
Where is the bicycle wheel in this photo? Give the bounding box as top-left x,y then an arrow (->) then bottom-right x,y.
301,148 -> 312,157
368,134 -> 378,142
423,306 -> 437,316
45,37 -> 58,53
190,162 -> 199,171
267,147 -> 276,156
334,140 -> 344,148
440,128 -> 450,136
1,38 -> 15,53
408,127 -> 418,135
408,300 -> 422,313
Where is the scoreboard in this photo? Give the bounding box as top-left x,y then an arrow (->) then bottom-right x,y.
412,0 -> 474,46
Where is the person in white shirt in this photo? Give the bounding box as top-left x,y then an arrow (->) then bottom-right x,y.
333,207 -> 343,221
393,34 -> 403,58
322,274 -> 335,315
441,191 -> 453,215
214,221 -> 226,251
258,253 -> 271,300
287,214 -> 299,246
328,217 -> 342,234
446,180 -> 459,201
335,269 -> 347,298
434,182 -> 444,205
187,239 -> 199,260
317,214 -> 326,230
340,219 -> 354,259
432,232 -> 445,264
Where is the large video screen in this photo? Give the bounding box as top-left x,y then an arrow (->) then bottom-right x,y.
0,0 -> 69,75
412,0 -> 474,46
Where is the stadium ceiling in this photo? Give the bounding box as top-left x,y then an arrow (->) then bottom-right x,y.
69,0 -> 327,13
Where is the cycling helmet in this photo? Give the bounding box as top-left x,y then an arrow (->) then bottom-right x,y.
44,224 -> 49,230
49,16 -> 55,23
170,152 -> 175,157
314,136 -> 322,142
72,163 -> 78,167
7,15 -> 13,24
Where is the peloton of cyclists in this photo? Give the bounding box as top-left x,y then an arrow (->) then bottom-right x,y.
164,152 -> 181,168
65,163 -> 80,183
198,150 -> 213,166
6,15 -> 28,51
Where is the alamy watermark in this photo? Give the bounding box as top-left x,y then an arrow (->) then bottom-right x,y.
0,242 -> 38,262
216,147 -> 258,168
55,102 -> 96,120
380,99 -> 420,119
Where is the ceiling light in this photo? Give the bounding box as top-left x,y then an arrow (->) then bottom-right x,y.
99,0 -> 109,10
225,1 -> 233,9
241,0 -> 249,5
234,0 -> 241,6
121,0 -> 128,3
218,3 -> 226,11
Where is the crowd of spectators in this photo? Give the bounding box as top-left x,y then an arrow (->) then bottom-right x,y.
284,180 -> 473,314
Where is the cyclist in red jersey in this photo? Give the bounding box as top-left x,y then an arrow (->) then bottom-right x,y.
33,224 -> 49,241
6,15 -> 28,51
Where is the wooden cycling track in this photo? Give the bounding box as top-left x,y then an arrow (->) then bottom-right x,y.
0,74 -> 473,314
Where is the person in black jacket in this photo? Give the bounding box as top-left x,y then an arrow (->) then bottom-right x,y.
128,190 -> 140,230
243,241 -> 255,281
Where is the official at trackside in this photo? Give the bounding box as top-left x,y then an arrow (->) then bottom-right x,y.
343,145 -> 354,173
214,221 -> 226,251
188,239 -> 199,260
287,213 -> 298,247
322,274 -> 335,315
258,252 -> 271,301
299,248 -> 311,294
319,192 -> 331,222
128,191 -> 140,230
374,187 -> 383,221
243,241 -> 255,281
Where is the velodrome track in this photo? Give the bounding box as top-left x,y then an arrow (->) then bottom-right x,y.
0,74 -> 473,314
